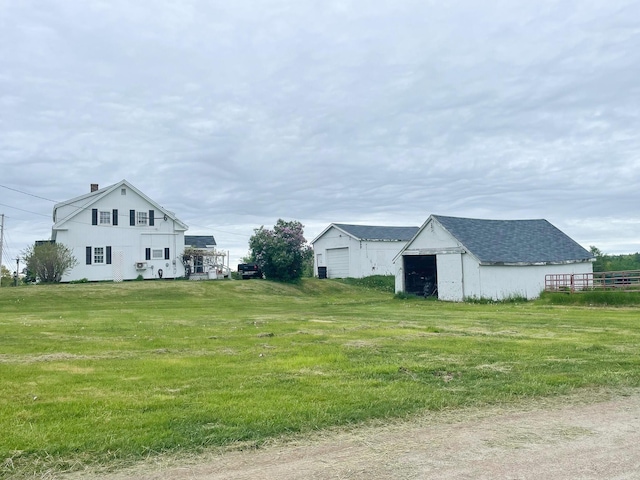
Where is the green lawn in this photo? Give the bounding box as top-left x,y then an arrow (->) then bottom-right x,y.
1,278 -> 639,477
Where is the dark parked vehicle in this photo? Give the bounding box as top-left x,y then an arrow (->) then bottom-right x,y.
237,263 -> 263,280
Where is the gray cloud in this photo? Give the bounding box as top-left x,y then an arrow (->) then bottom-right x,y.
1,0 -> 640,269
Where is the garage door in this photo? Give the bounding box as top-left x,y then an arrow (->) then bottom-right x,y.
327,247 -> 349,278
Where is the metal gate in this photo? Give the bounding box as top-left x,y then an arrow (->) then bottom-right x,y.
545,270 -> 640,293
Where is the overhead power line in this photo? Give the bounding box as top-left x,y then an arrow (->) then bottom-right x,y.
0,184 -> 58,203
0,202 -> 50,217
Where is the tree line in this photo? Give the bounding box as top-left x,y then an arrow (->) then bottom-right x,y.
590,246 -> 640,273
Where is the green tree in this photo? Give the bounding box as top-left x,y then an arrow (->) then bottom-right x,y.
607,252 -> 640,271
248,219 -> 311,282
301,244 -> 314,277
590,246 -> 606,272
589,246 -> 640,272
1,265 -> 13,287
22,242 -> 78,283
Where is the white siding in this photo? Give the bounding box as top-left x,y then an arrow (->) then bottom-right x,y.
476,262 -> 593,301
436,253 -> 463,301
404,219 -> 460,251
358,241 -> 406,276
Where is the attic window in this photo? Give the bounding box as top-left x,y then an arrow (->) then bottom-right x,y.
121,188 -> 126,195
137,211 -> 148,226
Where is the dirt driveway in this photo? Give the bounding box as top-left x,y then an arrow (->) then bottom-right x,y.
71,389 -> 640,480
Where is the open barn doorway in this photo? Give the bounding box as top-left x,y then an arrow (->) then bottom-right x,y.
404,255 -> 438,297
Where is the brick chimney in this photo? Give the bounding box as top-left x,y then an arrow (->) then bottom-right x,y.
91,184 -> 99,192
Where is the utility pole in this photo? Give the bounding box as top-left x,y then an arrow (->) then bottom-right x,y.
0,213 -> 4,288
15,257 -> 19,287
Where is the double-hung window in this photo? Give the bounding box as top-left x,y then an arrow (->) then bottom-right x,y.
99,211 -> 111,225
93,209 -> 118,226
152,249 -> 164,259
86,246 -> 112,265
94,247 -> 105,264
130,209 -> 154,226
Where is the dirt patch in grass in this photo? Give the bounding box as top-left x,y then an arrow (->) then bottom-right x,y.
0,352 -> 137,364
58,388 -> 640,480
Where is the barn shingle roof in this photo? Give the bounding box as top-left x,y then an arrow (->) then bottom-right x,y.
334,224 -> 419,242
432,215 -> 593,265
185,235 -> 216,248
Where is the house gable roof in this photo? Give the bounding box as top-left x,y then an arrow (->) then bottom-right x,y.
185,235 -> 217,248
52,180 -> 188,231
313,223 -> 419,243
430,215 -> 593,265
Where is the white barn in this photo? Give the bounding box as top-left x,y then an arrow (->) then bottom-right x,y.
52,180 -> 188,282
394,215 -> 594,301
312,224 -> 419,278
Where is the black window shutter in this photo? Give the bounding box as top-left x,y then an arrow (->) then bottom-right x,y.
149,209 -> 155,226
130,210 -> 135,226
92,209 -> 98,225
145,248 -> 151,260
86,246 -> 92,265
164,247 -> 170,260
112,209 -> 118,226
106,246 -> 112,265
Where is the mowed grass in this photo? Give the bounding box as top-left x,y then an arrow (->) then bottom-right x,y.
1,279 -> 640,477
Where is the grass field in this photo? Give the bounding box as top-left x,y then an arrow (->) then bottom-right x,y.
1,278 -> 639,477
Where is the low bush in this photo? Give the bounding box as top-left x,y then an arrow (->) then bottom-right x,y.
465,294 -> 529,304
69,278 -> 89,284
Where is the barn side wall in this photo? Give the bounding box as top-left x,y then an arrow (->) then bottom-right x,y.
357,241 -> 408,277
476,262 -> 594,301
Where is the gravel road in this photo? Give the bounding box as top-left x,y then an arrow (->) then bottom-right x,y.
67,390 -> 640,480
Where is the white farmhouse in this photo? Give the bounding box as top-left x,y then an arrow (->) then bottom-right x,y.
52,180 -> 188,282
394,215 -> 594,301
312,224 -> 419,278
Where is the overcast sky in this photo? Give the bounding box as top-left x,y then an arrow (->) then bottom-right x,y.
1,0 -> 639,271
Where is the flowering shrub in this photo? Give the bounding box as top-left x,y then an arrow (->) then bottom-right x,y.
248,219 -> 312,281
